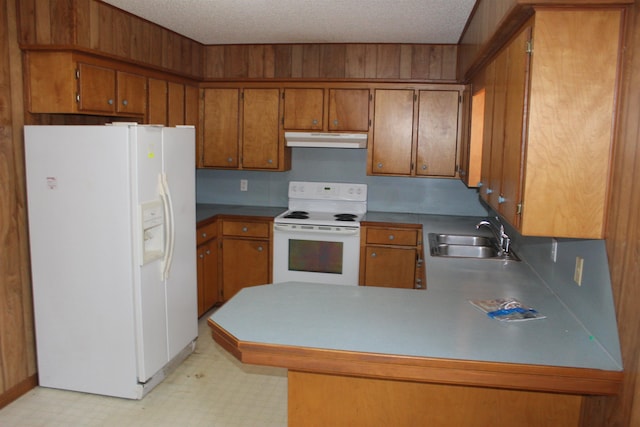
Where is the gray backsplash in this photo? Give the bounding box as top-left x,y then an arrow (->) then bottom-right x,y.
196,147 -> 488,216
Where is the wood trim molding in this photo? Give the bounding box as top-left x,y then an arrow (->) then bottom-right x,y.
208,319 -> 623,396
0,375 -> 38,410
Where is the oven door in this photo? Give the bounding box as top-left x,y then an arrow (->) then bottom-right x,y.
273,224 -> 360,286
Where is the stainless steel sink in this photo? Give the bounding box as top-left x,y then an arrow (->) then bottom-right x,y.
431,233 -> 493,246
428,233 -> 520,261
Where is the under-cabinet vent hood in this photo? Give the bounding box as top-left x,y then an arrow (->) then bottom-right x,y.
284,132 -> 367,149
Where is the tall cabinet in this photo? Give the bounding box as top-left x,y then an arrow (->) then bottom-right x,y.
476,9 -> 622,238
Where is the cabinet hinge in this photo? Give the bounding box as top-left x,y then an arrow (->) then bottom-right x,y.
526,40 -> 533,54
516,203 -> 523,215
75,69 -> 80,79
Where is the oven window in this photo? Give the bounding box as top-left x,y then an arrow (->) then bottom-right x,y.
289,239 -> 343,274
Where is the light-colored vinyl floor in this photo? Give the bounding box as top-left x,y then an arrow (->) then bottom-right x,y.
0,309 -> 288,427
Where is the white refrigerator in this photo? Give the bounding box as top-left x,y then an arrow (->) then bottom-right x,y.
24,124 -> 198,399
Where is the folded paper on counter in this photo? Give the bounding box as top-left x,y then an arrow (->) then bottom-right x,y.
469,298 -> 546,322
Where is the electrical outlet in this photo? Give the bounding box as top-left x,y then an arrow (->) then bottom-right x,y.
574,256 -> 584,286
551,238 -> 558,263
240,179 -> 248,192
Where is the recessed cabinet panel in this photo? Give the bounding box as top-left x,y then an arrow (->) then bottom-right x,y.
328,89 -> 370,132
116,71 -> 146,115
416,90 -> 459,177
202,88 -> 240,168
371,89 -> 414,175
147,78 -> 168,125
283,88 -> 324,130
242,88 -> 281,169
77,63 -> 116,113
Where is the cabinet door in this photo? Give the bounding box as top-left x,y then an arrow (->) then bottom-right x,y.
197,239 -> 218,316
487,48 -> 509,210
77,62 -> 116,113
283,88 -> 324,130
371,89 -> 414,175
328,89 -> 370,132
147,78 -> 168,125
221,238 -> 269,301
167,82 -> 185,126
363,246 -> 416,289
500,26 -> 532,228
479,61 -> 496,203
202,88 -> 240,168
242,88 -> 280,169
116,71 -> 146,115
416,90 -> 459,177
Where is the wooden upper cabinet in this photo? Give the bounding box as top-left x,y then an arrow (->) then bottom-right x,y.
77,63 -> 116,113
116,71 -> 147,115
371,89 -> 415,175
283,88 -> 324,130
200,87 -> 288,171
328,89 -> 370,132
242,88 -> 281,169
26,51 -> 149,117
147,78 -> 168,125
201,88 -> 240,168
283,88 -> 370,132
416,90 -> 459,177
167,82 -> 185,127
474,10 -> 622,238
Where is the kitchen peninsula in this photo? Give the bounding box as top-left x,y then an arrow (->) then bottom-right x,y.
207,213 -> 623,426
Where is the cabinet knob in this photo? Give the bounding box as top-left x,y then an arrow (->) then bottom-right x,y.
205,250 -> 211,255
498,195 -> 506,204
227,157 -> 233,163
312,119 -> 318,125
388,235 -> 395,240
201,232 -> 207,238
267,159 -> 273,164
199,253 -> 204,259
486,188 -> 493,195
377,163 -> 383,169
257,246 -> 263,252
122,99 -> 128,106
333,119 -> 338,126
107,98 -> 114,105
371,252 -> 377,258
421,164 -> 427,170
242,226 -> 248,232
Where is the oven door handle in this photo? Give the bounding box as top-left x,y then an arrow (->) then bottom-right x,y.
274,224 -> 360,236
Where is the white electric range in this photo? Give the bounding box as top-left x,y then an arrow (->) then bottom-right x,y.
273,181 -> 367,286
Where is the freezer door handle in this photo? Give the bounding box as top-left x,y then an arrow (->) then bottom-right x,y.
159,173 -> 176,280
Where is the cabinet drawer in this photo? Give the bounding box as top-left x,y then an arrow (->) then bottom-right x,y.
366,228 -> 418,246
222,221 -> 270,238
197,221 -> 218,245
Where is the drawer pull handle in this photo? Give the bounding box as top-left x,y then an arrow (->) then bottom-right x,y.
388,235 -> 395,240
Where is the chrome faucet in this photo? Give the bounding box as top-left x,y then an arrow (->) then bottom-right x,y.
476,217 -> 511,255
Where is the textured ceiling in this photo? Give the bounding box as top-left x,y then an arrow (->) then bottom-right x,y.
101,0 -> 477,45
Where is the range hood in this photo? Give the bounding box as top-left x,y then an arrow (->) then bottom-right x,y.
284,132 -> 367,149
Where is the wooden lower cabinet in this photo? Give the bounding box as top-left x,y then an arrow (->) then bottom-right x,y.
360,225 -> 425,289
197,239 -> 218,317
288,371 -> 582,427
220,219 -> 271,301
197,221 -> 220,316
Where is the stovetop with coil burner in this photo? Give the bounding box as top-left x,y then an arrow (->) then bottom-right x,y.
274,181 -> 367,227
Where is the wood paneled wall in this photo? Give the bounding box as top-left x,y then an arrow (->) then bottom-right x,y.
16,0 -> 203,78
460,0 -> 640,425
587,0 -> 640,425
0,0 -> 38,408
203,44 -> 458,81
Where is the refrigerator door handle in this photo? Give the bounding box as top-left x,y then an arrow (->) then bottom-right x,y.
158,173 -> 176,280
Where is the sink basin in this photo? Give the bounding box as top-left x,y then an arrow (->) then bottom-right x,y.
431,233 -> 493,246
437,244 -> 499,258
427,233 -> 520,261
